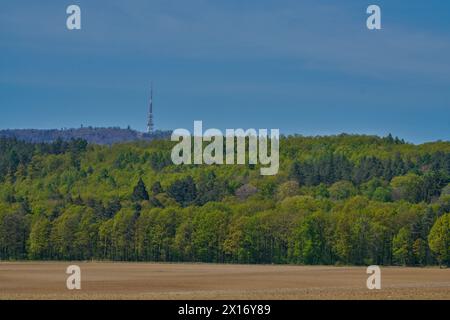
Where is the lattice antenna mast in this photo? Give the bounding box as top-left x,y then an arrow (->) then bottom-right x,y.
147,83 -> 154,134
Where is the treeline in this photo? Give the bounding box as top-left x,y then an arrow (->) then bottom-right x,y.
290,152 -> 450,203
0,137 -> 87,182
0,127 -> 172,145
2,195 -> 449,266
0,134 -> 449,266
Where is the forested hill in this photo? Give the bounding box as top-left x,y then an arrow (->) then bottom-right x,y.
0,127 -> 171,144
0,133 -> 449,266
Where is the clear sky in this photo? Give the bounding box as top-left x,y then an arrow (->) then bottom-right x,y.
1,0 -> 449,143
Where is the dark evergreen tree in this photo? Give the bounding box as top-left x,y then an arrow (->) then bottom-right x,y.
195,172 -> 226,205
132,178 -> 150,202
167,176 -> 197,207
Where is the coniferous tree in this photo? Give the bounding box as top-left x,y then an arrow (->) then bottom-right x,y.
167,176 -> 197,207
132,178 -> 150,202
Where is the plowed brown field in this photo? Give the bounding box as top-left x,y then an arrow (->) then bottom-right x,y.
0,262 -> 448,300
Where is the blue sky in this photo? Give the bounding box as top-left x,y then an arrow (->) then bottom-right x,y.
1,0 -> 449,143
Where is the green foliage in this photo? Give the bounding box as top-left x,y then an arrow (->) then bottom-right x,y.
428,213 -> 450,266
167,176 -> 197,207
0,209 -> 30,260
393,227 -> 413,265
28,216 -> 51,259
276,181 -> 299,201
151,181 -> 163,195
329,181 -> 357,200
292,211 -> 332,264
132,178 -> 150,202
372,187 -> 392,202
147,151 -> 172,171
442,184 -> 450,197
0,135 -> 450,265
195,171 -> 227,205
112,208 -> 137,260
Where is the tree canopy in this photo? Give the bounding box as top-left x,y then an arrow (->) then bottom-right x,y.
0,134 -> 449,266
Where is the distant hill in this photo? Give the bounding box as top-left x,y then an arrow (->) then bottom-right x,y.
0,127 -> 172,144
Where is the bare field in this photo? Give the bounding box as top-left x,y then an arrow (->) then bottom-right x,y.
0,262 -> 449,300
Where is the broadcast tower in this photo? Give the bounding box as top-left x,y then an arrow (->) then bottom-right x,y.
147,84 -> 154,134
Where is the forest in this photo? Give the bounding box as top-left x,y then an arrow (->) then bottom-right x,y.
0,134 -> 449,266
